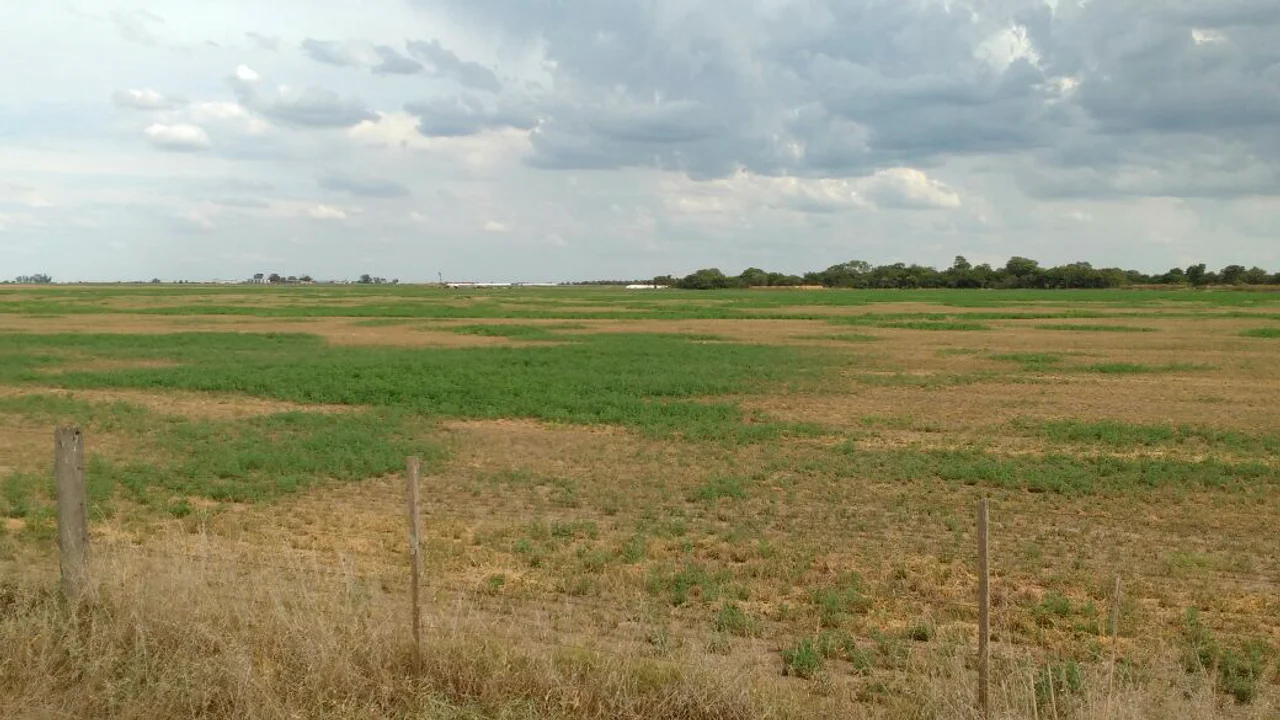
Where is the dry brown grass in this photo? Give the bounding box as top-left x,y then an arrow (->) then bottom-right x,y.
3,535 -> 1273,719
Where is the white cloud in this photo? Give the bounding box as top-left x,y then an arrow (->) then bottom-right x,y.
235,65 -> 261,83
189,102 -> 270,135
0,183 -> 54,208
307,204 -> 348,220
483,220 -> 508,232
858,169 -> 962,210
143,124 -> 212,152
1191,29 -> 1228,45
113,88 -> 182,111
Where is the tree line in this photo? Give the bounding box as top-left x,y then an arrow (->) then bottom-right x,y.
651,258 -> 1280,290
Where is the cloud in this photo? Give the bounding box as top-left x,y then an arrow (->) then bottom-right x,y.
300,38 -> 366,68
227,68 -> 376,128
246,32 -> 280,52
858,169 -> 961,209
143,124 -> 212,152
405,95 -> 537,137
483,220 -> 507,232
110,9 -> 163,46
0,183 -> 54,209
307,204 -> 347,220
318,173 -> 410,198
113,88 -> 183,111
412,0 -> 1279,202
213,196 -> 270,209
406,39 -> 502,92
373,45 -> 424,75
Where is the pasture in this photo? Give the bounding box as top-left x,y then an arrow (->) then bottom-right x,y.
2,284 -> 1280,719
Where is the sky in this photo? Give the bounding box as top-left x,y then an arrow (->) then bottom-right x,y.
1,0 -> 1278,283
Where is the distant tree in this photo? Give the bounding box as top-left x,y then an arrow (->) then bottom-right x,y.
739,267 -> 770,287
1241,267 -> 1269,285
150,278 -> 161,284
951,256 -> 972,272
1186,263 -> 1208,287
253,273 -> 264,282
652,275 -> 675,287
286,276 -> 298,283
358,274 -> 373,284
268,273 -> 282,284
1220,265 -> 1247,285
299,275 -> 314,283
677,268 -> 734,290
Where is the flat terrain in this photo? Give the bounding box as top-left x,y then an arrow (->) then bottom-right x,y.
3,284 -> 1280,718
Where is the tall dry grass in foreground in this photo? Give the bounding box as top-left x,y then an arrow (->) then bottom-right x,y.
1,542 -> 1272,719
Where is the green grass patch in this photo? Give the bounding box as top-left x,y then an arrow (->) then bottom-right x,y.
449,324 -> 564,340
873,320 -> 990,331
816,444 -> 1277,495
990,352 -> 1064,371
688,476 -> 748,502
0,393 -> 444,512
795,333 -> 880,343
1034,324 -> 1156,333
1086,362 -> 1215,374
0,332 -> 831,442
1018,419 -> 1280,454
1241,327 -> 1280,338
713,602 -> 759,637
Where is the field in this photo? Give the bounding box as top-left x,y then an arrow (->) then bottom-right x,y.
3,284 -> 1280,719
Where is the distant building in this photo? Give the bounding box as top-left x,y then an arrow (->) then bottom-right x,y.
625,284 -> 665,290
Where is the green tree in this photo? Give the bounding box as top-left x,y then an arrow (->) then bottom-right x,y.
1186,264 -> 1208,286
1220,265 -> 1246,285
738,267 -> 770,287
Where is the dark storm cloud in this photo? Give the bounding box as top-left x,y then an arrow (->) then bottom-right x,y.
411,0 -> 1280,198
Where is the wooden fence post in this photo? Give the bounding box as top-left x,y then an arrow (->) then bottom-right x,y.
1105,575 -> 1123,719
405,456 -> 423,668
55,426 -> 90,603
977,498 -> 990,718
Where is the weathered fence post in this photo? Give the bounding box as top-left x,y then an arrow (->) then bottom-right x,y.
405,456 -> 423,668
1105,575 -> 1123,719
977,498 -> 990,718
55,426 -> 90,603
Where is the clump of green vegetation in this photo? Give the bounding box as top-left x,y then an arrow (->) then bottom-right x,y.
688,476 -> 748,502
449,324 -> 562,340
1034,324 -> 1156,333
781,631 -> 866,679
1086,362 -> 1214,374
1019,419 -> 1280,454
795,333 -> 880,343
812,572 -> 871,627
645,562 -> 739,607
1241,327 -> 1280,338
1180,608 -> 1274,704
874,320 -> 990,331
713,602 -> 758,637
0,394 -> 443,512
0,331 -> 832,442
1034,661 -> 1084,711
781,637 -> 824,679
990,352 -> 1064,371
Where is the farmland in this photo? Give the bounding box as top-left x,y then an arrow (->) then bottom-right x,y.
3,284 -> 1280,719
